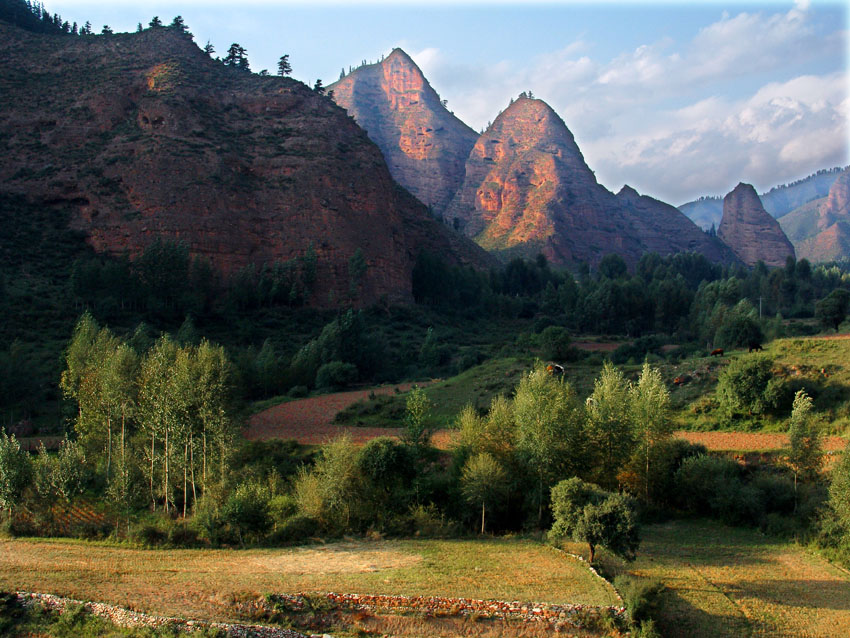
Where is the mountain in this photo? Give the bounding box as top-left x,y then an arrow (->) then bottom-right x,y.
444,96 -> 734,267
680,167 -> 847,230
678,197 -> 723,232
0,23 -> 490,307
781,171 -> 850,263
761,167 -> 847,218
615,186 -> 739,265
328,49 -> 478,214
717,183 -> 795,267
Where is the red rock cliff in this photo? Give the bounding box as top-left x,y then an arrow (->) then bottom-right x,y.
717,183 -> 795,267
329,49 -> 478,214
0,25 -> 489,306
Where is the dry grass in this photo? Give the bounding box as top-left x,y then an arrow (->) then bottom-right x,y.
627,520 -> 850,638
0,538 -> 618,624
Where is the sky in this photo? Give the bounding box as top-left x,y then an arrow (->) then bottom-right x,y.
45,1 -> 849,205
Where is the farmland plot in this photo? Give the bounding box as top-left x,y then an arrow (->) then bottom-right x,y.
629,520 -> 850,638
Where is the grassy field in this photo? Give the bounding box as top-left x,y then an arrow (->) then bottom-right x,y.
623,520 -> 850,638
0,537 -> 619,623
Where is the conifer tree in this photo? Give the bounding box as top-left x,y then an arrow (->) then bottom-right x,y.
277,54 -> 292,76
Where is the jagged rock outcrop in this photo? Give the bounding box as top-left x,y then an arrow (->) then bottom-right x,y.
444,97 -> 643,265
445,97 -> 736,267
783,171 -> 850,262
329,49 -> 478,213
615,186 -> 739,264
717,183 -> 795,267
0,24 -> 490,307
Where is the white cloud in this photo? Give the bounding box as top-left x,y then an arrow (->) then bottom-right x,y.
408,6 -> 847,203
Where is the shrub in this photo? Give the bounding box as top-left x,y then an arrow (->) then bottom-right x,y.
614,575 -> 664,625
268,515 -> 320,544
315,360 -> 358,390
540,326 -> 573,361
133,522 -> 167,547
288,385 -> 308,398
716,355 -> 777,420
221,481 -> 272,545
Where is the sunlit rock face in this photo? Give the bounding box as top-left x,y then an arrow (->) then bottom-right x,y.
446,97 -> 735,267
718,183 -> 795,267
0,26 -> 491,307
329,48 -> 478,215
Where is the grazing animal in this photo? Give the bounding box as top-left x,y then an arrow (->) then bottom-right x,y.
546,363 -> 564,376
710,348 -> 724,357
673,375 -> 692,386
748,342 -> 763,353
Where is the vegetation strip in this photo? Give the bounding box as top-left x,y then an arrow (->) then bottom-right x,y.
254,592 -> 625,627
16,592 -> 308,637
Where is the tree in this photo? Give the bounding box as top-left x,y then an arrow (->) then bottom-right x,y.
514,364 -> 586,525
629,362 -> 672,500
540,326 -> 573,361
169,15 -> 189,34
203,41 -> 215,57
816,289 -> 850,331
403,386 -> 432,448
101,24 -> 112,34
294,434 -> 363,531
277,54 -> 292,76
0,433 -> 30,516
313,79 -> 325,95
462,453 -> 507,534
598,254 -> 627,279
586,361 -> 634,489
827,444 -> 850,537
549,477 -> 639,563
149,16 -> 162,28
716,355 -> 777,419
223,43 -> 250,72
788,389 -> 822,508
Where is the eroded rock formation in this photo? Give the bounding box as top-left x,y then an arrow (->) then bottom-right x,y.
717,183 -> 795,267
329,49 -> 478,214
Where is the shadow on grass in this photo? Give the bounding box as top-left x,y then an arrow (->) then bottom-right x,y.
655,589 -> 754,638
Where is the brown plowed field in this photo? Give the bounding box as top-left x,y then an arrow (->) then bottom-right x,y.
246,383 -> 454,449
674,430 -> 847,452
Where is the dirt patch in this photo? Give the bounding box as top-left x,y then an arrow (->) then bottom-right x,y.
675,430 -> 847,452
250,544 -> 421,574
572,341 -> 623,352
246,383 -> 455,449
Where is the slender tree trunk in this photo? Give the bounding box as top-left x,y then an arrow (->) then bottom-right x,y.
202,429 -> 207,488
589,543 -> 595,563
190,432 -> 197,506
164,426 -> 169,513
150,436 -> 156,511
106,417 -> 112,483
183,444 -> 187,518
481,501 -> 485,535
645,440 -> 650,501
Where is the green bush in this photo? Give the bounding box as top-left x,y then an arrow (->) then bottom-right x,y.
613,575 -> 665,625
268,514 -> 320,544
315,360 -> 358,390
716,355 -> 777,420
221,482 -> 272,545
540,326 -> 573,361
288,385 -> 308,398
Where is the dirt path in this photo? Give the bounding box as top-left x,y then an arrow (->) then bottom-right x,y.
245,383 -> 454,448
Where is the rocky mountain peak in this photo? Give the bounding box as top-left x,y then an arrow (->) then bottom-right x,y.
718,183 -> 795,266
329,49 -> 477,214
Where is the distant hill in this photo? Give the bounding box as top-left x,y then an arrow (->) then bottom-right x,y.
0,21 -> 490,308
680,167 -> 847,231
780,171 -> 850,263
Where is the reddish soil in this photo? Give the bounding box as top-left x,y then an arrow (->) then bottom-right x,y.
572,341 -> 622,352
246,383 -> 455,449
674,430 -> 847,452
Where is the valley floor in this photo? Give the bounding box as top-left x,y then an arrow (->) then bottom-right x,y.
629,520 -> 850,637
0,538 -> 617,623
